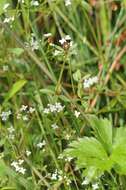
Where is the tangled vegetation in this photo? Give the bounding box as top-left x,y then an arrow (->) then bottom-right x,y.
0,0 -> 126,189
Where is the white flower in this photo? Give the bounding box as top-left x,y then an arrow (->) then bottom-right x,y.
65,156 -> 73,162
22,115 -> 28,121
43,108 -> 50,114
58,154 -> 64,160
59,35 -> 72,45
65,35 -> 71,40
37,140 -> 46,148
51,173 -> 58,180
18,159 -> 24,165
11,161 -> 18,168
43,102 -> 65,114
19,167 -> 26,174
29,107 -> 35,113
11,160 -> 26,175
20,105 -> 28,112
8,126 -> 15,133
74,110 -> 80,118
65,0 -> 71,6
92,183 -> 99,190
0,110 -> 11,121
82,178 -> 89,185
59,38 -> 66,45
26,150 -> 31,156
83,76 -> 98,89
44,33 -> 52,37
54,50 -> 61,56
31,0 -> 39,6
17,113 -> 22,119
51,123 -> 59,129
3,16 -> 14,23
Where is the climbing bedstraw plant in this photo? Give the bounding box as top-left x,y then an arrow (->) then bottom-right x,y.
64,116 -> 126,189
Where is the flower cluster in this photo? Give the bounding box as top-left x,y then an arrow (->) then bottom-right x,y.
59,35 -> 71,45
51,123 -> 59,130
3,16 -> 14,23
25,34 -> 39,51
0,110 -> 11,121
17,105 -> 35,121
83,76 -> 98,89
51,169 -> 71,185
43,102 -> 65,114
7,126 -> 15,140
11,159 -> 26,175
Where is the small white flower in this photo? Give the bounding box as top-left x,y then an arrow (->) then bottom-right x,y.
8,126 -> 15,133
59,38 -> 66,45
74,110 -> 80,118
26,150 -> 31,156
83,76 -> 98,89
92,183 -> 99,190
43,108 -> 50,114
65,35 -> 71,40
44,33 -> 52,37
51,173 -> 58,180
18,159 -> 24,165
65,0 -> 71,6
51,123 -> 59,129
0,110 -> 11,121
65,134 -> 71,140
31,0 -> 39,6
19,167 -> 26,174
82,177 -> 89,185
37,140 -> 46,148
54,50 -> 61,56
17,113 -> 22,119
43,102 -> 65,114
29,107 -> 35,113
3,16 -> 14,23
20,105 -> 28,112
22,115 -> 28,121
58,154 -> 64,160
11,161 -> 18,168
65,156 -> 73,162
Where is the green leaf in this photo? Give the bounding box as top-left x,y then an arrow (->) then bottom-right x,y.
73,70 -> 81,82
3,79 -> 27,104
64,137 -> 111,172
88,115 -> 112,154
0,0 -> 8,15
9,48 -> 24,56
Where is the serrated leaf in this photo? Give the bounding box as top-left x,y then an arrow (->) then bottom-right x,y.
88,115 -> 112,154
64,137 -> 111,171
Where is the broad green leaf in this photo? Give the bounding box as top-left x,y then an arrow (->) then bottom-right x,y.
64,137 -> 111,171
3,79 -> 27,104
88,115 -> 112,154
